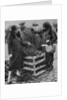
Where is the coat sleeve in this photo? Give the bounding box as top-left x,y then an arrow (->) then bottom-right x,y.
50,30 -> 57,45
8,40 -> 13,55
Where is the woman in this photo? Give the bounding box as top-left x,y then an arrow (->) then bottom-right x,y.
7,25 -> 26,83
42,22 -> 57,71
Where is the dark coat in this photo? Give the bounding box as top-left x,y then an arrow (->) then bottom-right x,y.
42,30 -> 57,45
8,36 -> 26,71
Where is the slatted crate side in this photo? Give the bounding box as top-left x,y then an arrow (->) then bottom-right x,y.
23,52 -> 46,76
33,69 -> 46,76
24,53 -> 45,67
23,60 -> 34,71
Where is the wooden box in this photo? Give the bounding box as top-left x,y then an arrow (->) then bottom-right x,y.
23,52 -> 46,76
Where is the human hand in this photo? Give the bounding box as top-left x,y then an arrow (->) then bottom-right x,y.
9,54 -> 12,58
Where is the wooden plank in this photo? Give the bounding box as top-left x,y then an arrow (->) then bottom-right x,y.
23,67 -> 34,71
36,65 -> 46,70
24,57 -> 45,66
24,61 -> 33,66
33,57 -> 36,75
35,58 -> 45,65
24,52 -> 45,60
33,70 -> 46,76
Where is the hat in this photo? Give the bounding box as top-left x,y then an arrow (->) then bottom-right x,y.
43,22 -> 51,31
11,25 -> 17,31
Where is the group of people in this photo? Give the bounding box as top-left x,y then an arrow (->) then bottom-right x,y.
5,21 -> 57,83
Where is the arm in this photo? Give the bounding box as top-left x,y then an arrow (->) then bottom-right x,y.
50,30 -> 57,45
8,41 -> 13,55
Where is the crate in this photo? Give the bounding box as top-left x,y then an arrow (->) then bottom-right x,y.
23,52 -> 46,76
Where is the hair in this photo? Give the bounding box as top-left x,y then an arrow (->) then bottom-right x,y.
8,25 -> 17,47
11,25 -> 17,31
43,22 -> 52,32
10,25 -> 17,38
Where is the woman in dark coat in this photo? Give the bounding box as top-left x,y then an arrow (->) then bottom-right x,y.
7,25 -> 26,83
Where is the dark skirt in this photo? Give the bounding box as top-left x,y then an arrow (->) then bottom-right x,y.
9,50 -> 26,71
46,52 -> 54,68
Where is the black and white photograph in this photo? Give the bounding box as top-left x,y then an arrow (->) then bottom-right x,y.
0,5 -> 62,99
5,19 -> 57,84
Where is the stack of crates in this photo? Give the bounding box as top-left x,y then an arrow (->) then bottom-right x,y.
23,52 -> 46,76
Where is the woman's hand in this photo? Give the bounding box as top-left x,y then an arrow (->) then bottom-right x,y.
9,54 -> 12,58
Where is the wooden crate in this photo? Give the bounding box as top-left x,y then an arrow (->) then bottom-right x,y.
23,52 -> 46,76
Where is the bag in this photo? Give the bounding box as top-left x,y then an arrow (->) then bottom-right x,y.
46,45 -> 55,53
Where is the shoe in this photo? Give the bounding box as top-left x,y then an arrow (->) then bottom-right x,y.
6,80 -> 12,84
